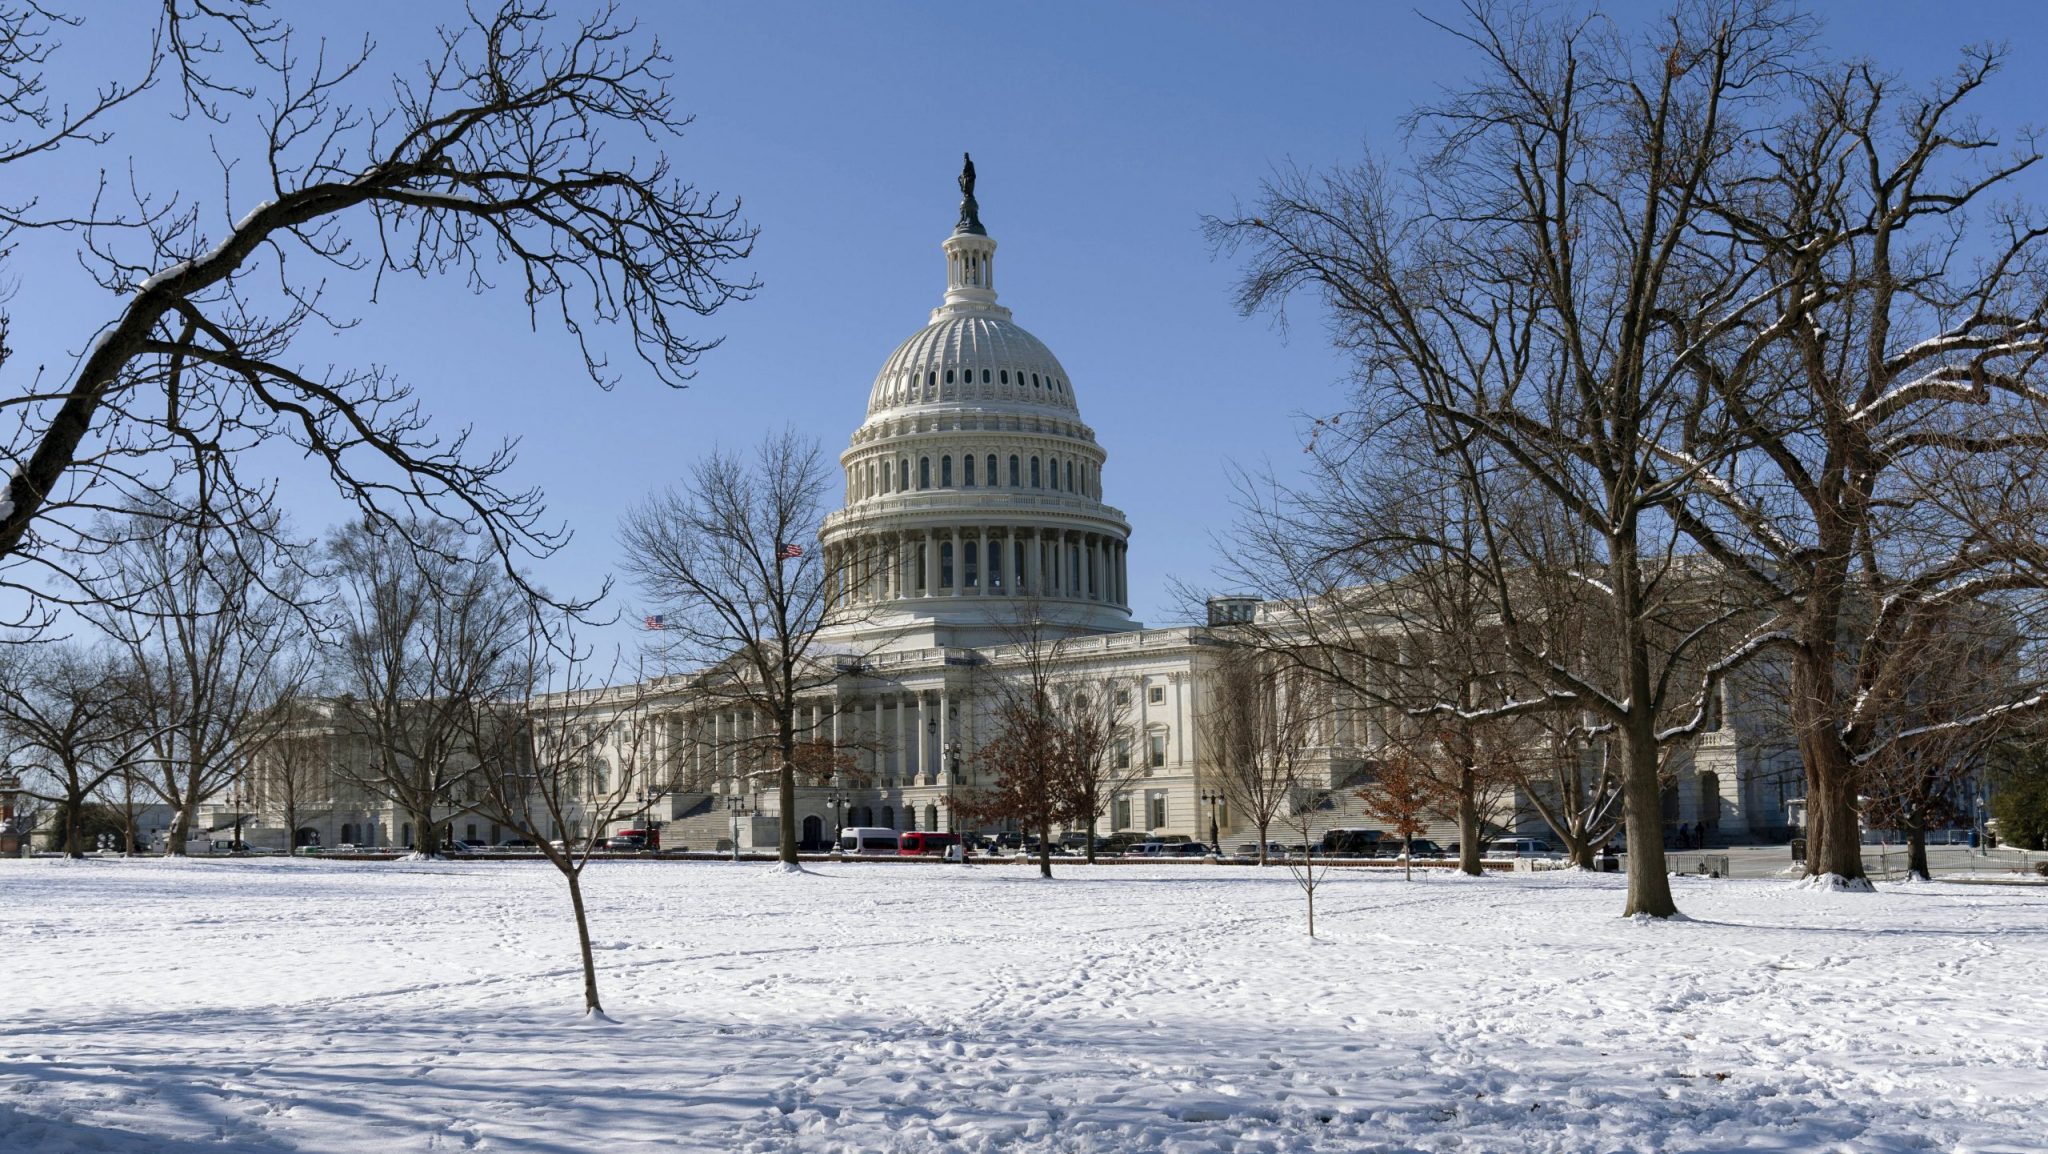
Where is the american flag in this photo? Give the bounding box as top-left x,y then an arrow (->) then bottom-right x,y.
644,615 -> 666,630
777,542 -> 804,560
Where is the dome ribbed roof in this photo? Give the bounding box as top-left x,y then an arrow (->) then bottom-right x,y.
866,313 -> 1078,417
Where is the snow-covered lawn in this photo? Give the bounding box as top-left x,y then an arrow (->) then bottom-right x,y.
2,859 -> 2044,1153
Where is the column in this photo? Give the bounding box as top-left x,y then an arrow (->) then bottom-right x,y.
923,529 -> 937,597
894,694 -> 907,782
948,527 -> 961,595
1025,529 -> 1041,596
976,526 -> 989,595
938,687 -> 951,783
917,692 -> 930,780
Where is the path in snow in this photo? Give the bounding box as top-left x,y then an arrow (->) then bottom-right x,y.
2,859 -> 2044,1153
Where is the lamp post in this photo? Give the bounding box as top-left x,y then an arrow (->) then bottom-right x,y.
1977,793 -> 1988,856
635,787 -> 662,852
1201,789 -> 1223,855
827,791 -> 847,851
230,782 -> 248,851
946,739 -> 965,864
726,794 -> 745,862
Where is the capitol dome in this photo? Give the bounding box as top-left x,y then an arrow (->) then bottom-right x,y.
819,157 -> 1135,648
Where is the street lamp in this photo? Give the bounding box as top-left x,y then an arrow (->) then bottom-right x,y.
635,787 -> 663,852
1201,789 -> 1223,855
946,739 -> 965,863
826,790 -> 848,851
726,793 -> 746,861
1977,793 -> 1988,856
229,782 -> 248,851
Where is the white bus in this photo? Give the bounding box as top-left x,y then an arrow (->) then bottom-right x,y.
838,827 -> 900,854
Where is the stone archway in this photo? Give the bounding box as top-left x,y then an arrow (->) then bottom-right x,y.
802,815 -> 823,850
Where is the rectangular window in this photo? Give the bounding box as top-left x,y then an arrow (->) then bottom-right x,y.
1114,738 -> 1131,769
1148,734 -> 1167,768
1147,792 -> 1167,829
1116,688 -> 1131,707
1114,796 -> 1132,830
1148,686 -> 1165,705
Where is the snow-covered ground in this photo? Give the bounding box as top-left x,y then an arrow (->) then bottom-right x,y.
3,859 -> 2044,1153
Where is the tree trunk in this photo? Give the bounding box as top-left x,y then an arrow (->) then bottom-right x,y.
1567,837 -> 1596,870
65,796 -> 85,859
564,867 -> 603,1014
1257,818 -> 1270,866
163,804 -> 191,856
1084,811 -> 1097,863
1620,721 -> 1677,918
1905,822 -> 1929,882
1305,882 -> 1316,938
1038,816 -> 1052,879
410,800 -> 440,857
1791,662 -> 1868,887
1456,773 -> 1481,877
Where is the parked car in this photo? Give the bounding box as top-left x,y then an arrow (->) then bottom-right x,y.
500,839 -> 536,849
603,834 -> 647,851
447,839 -> 492,853
1123,841 -> 1168,857
1375,838 -> 1446,859
1485,837 -> 1559,858
1320,828 -> 1384,858
1165,842 -> 1212,858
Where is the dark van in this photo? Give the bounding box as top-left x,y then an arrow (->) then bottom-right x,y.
1320,828 -> 1384,857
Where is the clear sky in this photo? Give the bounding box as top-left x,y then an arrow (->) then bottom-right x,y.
10,2 -> 2047,662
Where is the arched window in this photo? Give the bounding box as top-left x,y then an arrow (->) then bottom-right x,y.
881,806 -> 896,830
945,369 -> 954,385
999,369 -> 1009,384
925,804 -> 939,831
940,456 -> 953,487
1008,455 -> 1020,486
905,808 -> 917,832
899,459 -> 909,490
986,454 -> 998,486
927,371 -> 936,391
1066,460 -> 1075,492
988,540 -> 1002,590
940,542 -> 954,590
1013,540 -> 1026,592
964,455 -> 976,487
919,457 -> 931,489
1031,457 -> 1042,488
1032,373 -> 1041,388
964,541 -> 979,589
982,368 -> 991,384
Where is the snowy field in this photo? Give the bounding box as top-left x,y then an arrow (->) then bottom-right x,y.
2,859 -> 2045,1153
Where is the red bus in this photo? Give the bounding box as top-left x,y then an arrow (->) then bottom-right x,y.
897,832 -> 961,857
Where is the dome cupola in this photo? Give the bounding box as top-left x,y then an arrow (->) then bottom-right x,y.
818,156 -> 1136,649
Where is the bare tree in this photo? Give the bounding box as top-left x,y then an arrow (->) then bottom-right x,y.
619,429 -> 850,868
463,631 -> 667,1018
1859,606 -> 2027,880
1,2 -> 754,630
1200,645 -> 1301,866
961,607 -> 1092,879
247,693 -> 337,853
1206,3 -> 1803,916
1666,49 -> 2048,887
88,501 -> 306,855
326,517 -> 525,858
1058,674 -> 1137,863
0,644 -> 152,856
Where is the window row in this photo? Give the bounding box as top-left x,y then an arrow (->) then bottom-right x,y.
890,366 -> 1069,398
850,451 -> 1098,500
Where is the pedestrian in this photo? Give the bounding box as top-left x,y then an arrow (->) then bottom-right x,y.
1676,821 -> 1690,850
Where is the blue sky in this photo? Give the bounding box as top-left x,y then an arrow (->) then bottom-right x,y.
10,2 -> 2047,659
